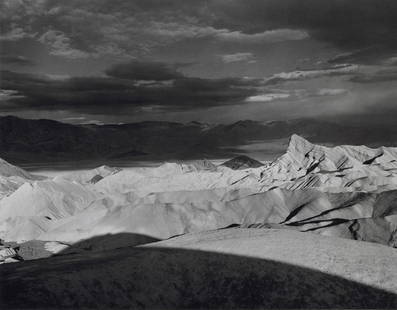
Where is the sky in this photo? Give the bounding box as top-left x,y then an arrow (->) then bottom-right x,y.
0,0 -> 397,125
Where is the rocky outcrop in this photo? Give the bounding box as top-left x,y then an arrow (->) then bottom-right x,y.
0,157 -> 41,200
259,134 -> 397,192
0,240 -> 22,264
222,155 -> 264,169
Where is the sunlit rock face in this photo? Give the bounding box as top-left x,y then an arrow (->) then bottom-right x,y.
0,158 -> 40,200
0,135 -> 396,249
259,134 -> 397,192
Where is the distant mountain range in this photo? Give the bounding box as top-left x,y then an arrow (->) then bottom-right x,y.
0,115 -> 396,166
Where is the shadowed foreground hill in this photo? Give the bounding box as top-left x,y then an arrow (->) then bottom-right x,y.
1,229 -> 396,309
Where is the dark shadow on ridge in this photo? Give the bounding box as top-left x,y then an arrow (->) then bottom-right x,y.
53,233 -> 160,256
0,233 -> 396,309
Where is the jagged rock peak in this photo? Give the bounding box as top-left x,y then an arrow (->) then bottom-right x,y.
287,134 -> 314,155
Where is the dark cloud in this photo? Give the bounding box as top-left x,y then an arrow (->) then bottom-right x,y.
350,70 -> 397,84
327,46 -> 396,65
263,64 -> 358,85
0,55 -> 35,66
0,61 -> 259,114
343,92 -> 397,126
221,52 -> 255,63
105,61 -> 183,81
211,0 -> 397,48
4,0 -> 396,60
1,0 -> 397,127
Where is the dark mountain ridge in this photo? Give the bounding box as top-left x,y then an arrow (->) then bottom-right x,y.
0,115 -> 396,166
221,155 -> 264,170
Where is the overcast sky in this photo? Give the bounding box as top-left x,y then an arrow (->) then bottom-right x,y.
1,0 -> 397,125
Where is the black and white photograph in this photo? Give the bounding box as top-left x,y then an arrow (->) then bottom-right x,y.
1,0 -> 397,308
